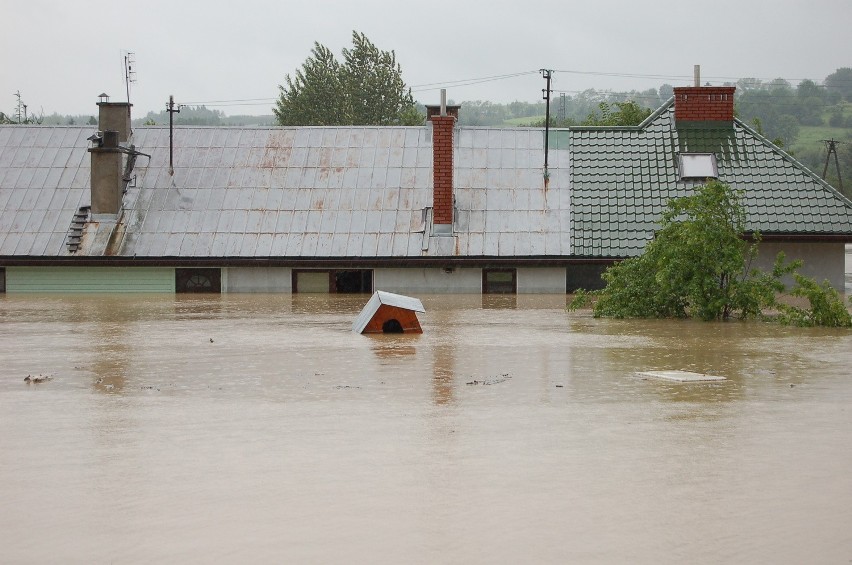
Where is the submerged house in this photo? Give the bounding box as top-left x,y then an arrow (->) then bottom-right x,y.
1,86 -> 851,294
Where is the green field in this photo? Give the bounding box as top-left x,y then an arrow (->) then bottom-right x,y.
790,105 -> 852,155
502,115 -> 545,127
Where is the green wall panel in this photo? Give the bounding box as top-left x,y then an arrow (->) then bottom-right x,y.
6,267 -> 176,293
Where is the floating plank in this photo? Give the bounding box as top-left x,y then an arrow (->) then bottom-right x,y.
635,370 -> 726,382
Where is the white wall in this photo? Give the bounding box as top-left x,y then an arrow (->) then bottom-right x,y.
225,267 -> 292,293
374,268 -> 482,294
755,242 -> 845,290
222,266 -> 570,294
517,267 -> 566,293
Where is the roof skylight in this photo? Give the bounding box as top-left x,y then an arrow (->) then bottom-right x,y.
679,153 -> 718,180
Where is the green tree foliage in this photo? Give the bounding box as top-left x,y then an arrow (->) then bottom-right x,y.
0,112 -> 43,124
825,67 -> 852,102
274,32 -> 421,126
138,105 -> 226,126
581,101 -> 652,126
776,274 -> 852,327
570,181 -> 800,321
736,85 -> 803,147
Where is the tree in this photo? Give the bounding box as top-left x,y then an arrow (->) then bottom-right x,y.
572,181 -> 796,321
274,31 -> 422,126
825,67 -> 852,102
581,100 -> 652,126
570,181 -> 852,326
777,274 -> 852,327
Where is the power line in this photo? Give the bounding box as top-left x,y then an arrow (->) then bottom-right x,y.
181,97 -> 277,105
163,68 -> 852,110
410,70 -> 539,92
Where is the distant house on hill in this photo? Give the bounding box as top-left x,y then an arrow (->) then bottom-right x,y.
1,86 -> 851,294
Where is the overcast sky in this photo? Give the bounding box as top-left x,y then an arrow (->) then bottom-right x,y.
2,0 -> 850,118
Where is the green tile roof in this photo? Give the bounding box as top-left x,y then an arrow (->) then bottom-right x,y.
569,101 -> 852,257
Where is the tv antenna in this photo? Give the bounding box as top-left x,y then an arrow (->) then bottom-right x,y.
123,51 -> 137,104
820,138 -> 845,192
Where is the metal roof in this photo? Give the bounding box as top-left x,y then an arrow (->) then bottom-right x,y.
3,103 -> 852,263
0,123 -> 570,259
569,101 -> 852,257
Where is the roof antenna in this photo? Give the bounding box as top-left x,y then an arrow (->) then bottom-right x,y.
123,51 -> 136,105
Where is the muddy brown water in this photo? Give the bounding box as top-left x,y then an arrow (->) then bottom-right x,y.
1,293 -> 851,563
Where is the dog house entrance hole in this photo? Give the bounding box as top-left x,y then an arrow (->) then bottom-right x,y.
382,319 -> 404,333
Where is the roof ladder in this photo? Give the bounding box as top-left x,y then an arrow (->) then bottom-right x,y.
66,205 -> 90,253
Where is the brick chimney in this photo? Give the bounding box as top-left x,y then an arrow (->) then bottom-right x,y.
426,91 -> 459,235
673,86 -> 736,127
88,130 -> 123,216
96,93 -> 132,142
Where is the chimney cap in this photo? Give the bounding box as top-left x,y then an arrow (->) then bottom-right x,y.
425,105 -> 461,120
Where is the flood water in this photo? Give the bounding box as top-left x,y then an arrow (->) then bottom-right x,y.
1,293 -> 851,564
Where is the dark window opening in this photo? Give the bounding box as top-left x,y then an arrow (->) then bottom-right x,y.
382,319 -> 404,333
333,270 -> 373,293
293,270 -> 373,293
483,268 -> 517,294
567,264 -> 609,292
0,267 -> 5,293
176,268 -> 221,293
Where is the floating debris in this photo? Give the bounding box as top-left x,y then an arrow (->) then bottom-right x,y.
466,374 -> 511,386
635,370 -> 726,383
24,374 -> 53,384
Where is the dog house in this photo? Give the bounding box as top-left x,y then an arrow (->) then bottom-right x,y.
352,291 -> 425,334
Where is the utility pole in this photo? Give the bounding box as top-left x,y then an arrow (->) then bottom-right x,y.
821,138 -> 844,192
167,95 -> 181,175
540,69 -> 553,180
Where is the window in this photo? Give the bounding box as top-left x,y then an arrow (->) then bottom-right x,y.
176,268 -> 221,293
566,264 -> 608,292
679,153 -> 718,180
482,268 -> 516,294
292,270 -> 373,293
0,267 -> 5,293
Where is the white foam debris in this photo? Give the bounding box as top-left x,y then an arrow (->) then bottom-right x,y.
635,370 -> 726,382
